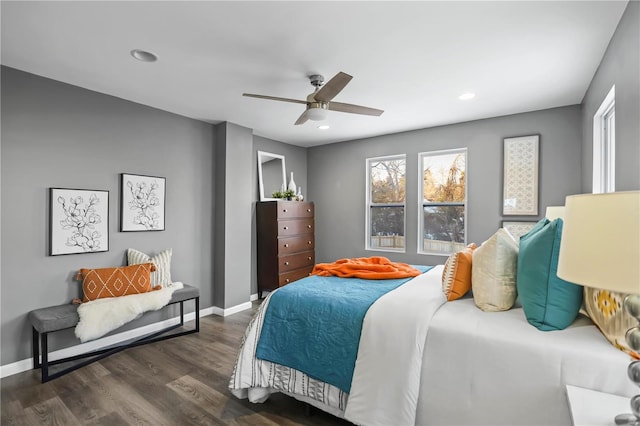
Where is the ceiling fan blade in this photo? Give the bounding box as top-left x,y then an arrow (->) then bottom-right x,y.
328,101 -> 384,116
294,110 -> 310,125
313,72 -> 353,102
243,93 -> 307,105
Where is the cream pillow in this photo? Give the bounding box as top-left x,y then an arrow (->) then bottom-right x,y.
127,248 -> 172,287
472,229 -> 519,311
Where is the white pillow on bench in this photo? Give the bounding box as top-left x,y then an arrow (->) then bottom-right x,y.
128,248 -> 172,287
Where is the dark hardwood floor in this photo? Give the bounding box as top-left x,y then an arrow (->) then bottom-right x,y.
1,302 -> 352,425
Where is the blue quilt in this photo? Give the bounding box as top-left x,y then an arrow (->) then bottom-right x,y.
255,265 -> 431,393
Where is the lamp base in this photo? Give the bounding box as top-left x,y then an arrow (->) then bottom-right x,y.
615,413 -> 640,426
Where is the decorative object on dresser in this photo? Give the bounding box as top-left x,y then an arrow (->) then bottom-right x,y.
288,171 -> 297,193
256,201 -> 315,296
557,191 -> 640,426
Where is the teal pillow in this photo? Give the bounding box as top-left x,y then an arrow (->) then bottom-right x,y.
517,218 -> 583,331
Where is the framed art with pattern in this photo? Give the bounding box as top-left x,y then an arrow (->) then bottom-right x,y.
50,188 -> 109,255
502,220 -> 537,242
120,173 -> 166,231
502,135 -> 539,216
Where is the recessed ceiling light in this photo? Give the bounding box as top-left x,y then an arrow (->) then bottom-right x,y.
130,49 -> 158,62
458,92 -> 476,101
318,125 -> 330,130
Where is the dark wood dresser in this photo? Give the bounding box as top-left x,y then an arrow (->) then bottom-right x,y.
256,201 -> 315,295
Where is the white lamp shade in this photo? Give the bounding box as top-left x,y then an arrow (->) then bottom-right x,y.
545,206 -> 565,221
557,191 -> 640,294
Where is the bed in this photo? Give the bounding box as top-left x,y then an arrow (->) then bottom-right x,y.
229,265 -> 636,425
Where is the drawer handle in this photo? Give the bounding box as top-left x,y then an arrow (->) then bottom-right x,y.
283,209 -> 288,213
284,261 -> 289,266
307,225 -> 312,229
283,226 -> 288,230
308,257 -> 312,260
307,208 -> 311,212
307,241 -> 312,245
284,243 -> 289,248
285,279 -> 290,283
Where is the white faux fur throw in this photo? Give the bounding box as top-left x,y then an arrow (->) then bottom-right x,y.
75,282 -> 184,342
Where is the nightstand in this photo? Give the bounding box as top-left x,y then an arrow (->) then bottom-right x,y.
566,385 -> 632,426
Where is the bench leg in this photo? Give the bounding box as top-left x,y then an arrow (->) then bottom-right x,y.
41,332 -> 49,382
32,327 -> 40,369
195,297 -> 200,332
180,300 -> 184,326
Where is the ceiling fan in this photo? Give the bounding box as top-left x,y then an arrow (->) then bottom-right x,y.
243,72 -> 384,125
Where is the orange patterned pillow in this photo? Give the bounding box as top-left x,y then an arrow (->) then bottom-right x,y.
442,243 -> 477,301
78,263 -> 159,302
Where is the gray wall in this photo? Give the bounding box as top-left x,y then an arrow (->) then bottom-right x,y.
1,67 -> 215,365
213,122 -> 253,308
251,136 -> 307,294
308,106 -> 583,266
581,1 -> 640,192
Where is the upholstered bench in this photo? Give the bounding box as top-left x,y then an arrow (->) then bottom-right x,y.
29,284 -> 200,382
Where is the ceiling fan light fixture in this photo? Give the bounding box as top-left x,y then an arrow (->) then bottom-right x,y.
307,103 -> 328,121
458,92 -> 476,100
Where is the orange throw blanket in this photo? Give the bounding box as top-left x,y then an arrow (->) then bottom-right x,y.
311,256 -> 422,280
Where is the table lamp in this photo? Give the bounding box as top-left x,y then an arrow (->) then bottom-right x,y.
557,191 -> 640,425
545,206 -> 565,220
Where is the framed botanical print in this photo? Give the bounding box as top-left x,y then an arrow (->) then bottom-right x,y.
120,173 -> 166,231
50,188 -> 109,255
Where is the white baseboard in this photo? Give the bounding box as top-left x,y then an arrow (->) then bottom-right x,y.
210,301 -> 253,317
0,298 -> 254,379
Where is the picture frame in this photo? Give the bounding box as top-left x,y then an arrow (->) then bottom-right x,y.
120,173 -> 166,231
501,220 -> 538,241
50,188 -> 109,255
502,135 -> 539,216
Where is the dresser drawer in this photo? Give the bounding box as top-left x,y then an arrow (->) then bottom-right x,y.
279,251 -> 315,272
277,202 -> 314,219
279,235 -> 315,254
279,218 -> 313,236
278,266 -> 314,287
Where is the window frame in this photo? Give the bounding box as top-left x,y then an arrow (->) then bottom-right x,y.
593,85 -> 615,194
417,147 -> 468,256
365,154 -> 407,253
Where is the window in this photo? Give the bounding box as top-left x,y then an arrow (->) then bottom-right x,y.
593,85 -> 615,193
419,148 -> 467,255
366,155 -> 406,252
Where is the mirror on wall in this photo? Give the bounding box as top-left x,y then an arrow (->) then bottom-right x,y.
257,151 -> 286,201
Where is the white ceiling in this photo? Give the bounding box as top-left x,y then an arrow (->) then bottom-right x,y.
1,1 -> 627,147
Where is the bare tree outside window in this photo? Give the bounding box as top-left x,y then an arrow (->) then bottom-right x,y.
367,155 -> 406,251
420,149 -> 467,254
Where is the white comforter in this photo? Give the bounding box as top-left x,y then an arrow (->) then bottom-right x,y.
345,267 -> 446,425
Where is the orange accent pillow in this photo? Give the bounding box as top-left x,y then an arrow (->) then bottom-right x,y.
78,263 -> 159,302
442,243 -> 477,301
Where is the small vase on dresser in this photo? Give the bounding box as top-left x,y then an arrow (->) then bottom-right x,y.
288,172 -> 297,193
256,200 -> 315,296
